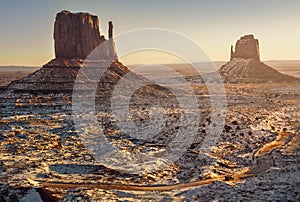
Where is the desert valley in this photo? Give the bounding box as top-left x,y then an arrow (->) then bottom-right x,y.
0,9 -> 299,202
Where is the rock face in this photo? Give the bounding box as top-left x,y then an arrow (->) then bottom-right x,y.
108,21 -> 113,39
230,34 -> 260,61
54,10 -> 104,59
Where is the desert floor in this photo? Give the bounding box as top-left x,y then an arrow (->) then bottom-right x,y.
0,71 -> 299,201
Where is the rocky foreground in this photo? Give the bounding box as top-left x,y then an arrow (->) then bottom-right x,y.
0,83 -> 299,201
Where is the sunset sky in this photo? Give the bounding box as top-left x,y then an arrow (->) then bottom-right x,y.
0,0 -> 299,66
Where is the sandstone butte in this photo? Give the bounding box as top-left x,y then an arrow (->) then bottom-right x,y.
7,10 -> 125,93
219,34 -> 299,83
7,9 -> 170,111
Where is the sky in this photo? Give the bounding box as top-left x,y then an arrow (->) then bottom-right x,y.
0,0 -> 299,66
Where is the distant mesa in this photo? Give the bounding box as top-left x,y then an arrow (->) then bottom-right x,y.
219,34 -> 299,83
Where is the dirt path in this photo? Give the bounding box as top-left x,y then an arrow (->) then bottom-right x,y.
38,168 -> 252,192
30,131 -> 299,201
